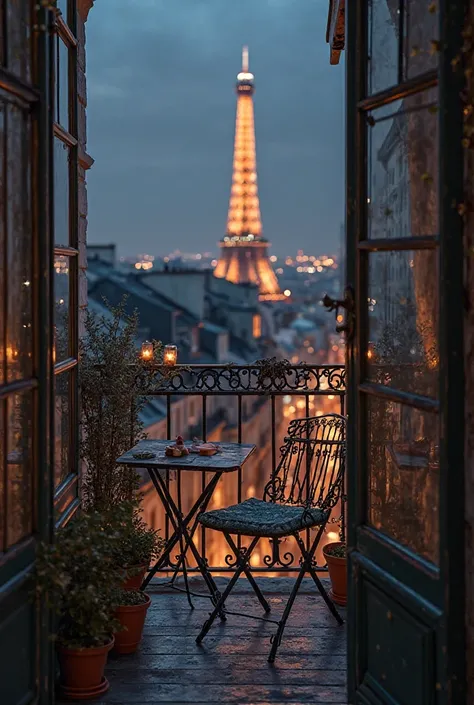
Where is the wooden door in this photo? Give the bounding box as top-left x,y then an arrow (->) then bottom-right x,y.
345,1 -> 466,703
0,3 -> 55,704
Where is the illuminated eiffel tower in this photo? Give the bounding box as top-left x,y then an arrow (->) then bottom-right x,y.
214,47 -> 285,301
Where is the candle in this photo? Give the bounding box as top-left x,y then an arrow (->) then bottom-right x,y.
163,344 -> 177,366
141,341 -> 153,361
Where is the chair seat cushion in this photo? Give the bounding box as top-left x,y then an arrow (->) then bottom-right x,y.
198,497 -> 328,537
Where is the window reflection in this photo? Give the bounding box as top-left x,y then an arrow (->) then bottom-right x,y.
55,371 -> 70,487
54,255 -> 70,363
7,104 -> 33,383
404,0 -> 439,79
368,0 -> 399,95
54,138 -> 69,246
6,393 -> 33,547
368,397 -> 439,564
367,88 -> 438,240
58,36 -> 69,129
367,250 -> 438,398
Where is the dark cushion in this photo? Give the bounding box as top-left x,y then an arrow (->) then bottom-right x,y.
198,497 -> 328,537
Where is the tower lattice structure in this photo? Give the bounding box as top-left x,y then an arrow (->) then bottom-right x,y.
214,47 -> 284,301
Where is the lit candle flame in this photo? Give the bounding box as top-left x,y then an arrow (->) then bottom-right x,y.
163,345 -> 178,366
141,341 -> 153,361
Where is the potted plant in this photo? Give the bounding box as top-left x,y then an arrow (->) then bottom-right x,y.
113,589 -> 152,654
106,501 -> 165,590
35,511 -> 124,699
322,541 -> 347,606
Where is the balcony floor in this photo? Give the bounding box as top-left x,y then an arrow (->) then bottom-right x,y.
98,577 -> 347,704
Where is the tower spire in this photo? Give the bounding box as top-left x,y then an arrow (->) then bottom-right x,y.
214,48 -> 285,302
242,45 -> 249,72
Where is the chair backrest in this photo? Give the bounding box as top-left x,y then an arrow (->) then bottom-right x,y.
263,413 -> 346,510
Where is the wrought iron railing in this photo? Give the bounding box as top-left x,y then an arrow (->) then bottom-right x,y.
135,360 -> 346,575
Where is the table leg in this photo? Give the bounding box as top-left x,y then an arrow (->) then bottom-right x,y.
152,470 -> 225,613
176,469 -> 194,609
142,468 -> 224,612
143,469 -> 219,588
168,471 -> 220,587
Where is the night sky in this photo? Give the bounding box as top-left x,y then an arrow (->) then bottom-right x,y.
86,0 -> 345,258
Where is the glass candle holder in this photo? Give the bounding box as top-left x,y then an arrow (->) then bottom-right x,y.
141,340 -> 153,361
163,344 -> 178,366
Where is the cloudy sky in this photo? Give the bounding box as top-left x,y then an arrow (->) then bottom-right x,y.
86,0 -> 345,258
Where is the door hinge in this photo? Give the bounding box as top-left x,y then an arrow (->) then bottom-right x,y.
322,285 -> 355,343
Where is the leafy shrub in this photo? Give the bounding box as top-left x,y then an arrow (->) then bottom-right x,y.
80,299 -> 144,511
35,512 -> 125,648
105,501 -> 164,568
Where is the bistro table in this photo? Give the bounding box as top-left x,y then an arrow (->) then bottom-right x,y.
116,439 -> 256,610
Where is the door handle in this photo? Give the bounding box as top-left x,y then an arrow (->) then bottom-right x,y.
322,285 -> 355,343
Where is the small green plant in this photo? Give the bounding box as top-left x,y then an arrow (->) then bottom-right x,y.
106,501 -> 165,569
324,542 -> 346,559
114,589 -> 148,607
35,511 -> 125,648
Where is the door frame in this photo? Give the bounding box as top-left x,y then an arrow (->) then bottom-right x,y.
35,3 -> 56,701
345,1 -> 467,702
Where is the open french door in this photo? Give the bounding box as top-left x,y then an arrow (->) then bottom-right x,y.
0,3 -> 55,704
344,1 -> 466,703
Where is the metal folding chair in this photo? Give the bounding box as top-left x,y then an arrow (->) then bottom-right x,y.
195,413 -> 346,662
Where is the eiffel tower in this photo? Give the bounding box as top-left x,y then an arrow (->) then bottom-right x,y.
214,47 -> 285,301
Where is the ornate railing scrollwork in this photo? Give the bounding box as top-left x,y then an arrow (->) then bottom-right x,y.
133,359 -> 346,396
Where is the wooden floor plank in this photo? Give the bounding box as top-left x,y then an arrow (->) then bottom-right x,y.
98,579 -> 348,705
96,684 -> 347,703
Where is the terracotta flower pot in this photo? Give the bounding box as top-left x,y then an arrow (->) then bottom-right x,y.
114,593 -> 151,654
121,563 -> 148,590
57,637 -> 114,700
323,541 -> 347,606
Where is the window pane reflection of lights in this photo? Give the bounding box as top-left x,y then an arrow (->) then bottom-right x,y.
54,138 -> 70,246
6,393 -> 33,548
55,371 -> 71,487
368,397 -> 439,565
367,89 -> 438,241
7,104 -> 33,383
54,255 -> 70,363
367,250 -> 438,399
